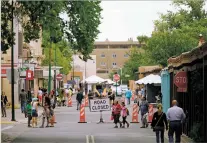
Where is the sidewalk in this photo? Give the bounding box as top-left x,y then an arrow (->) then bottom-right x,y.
1,107 -> 43,124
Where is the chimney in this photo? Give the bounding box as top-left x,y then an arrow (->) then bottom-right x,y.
198,34 -> 205,46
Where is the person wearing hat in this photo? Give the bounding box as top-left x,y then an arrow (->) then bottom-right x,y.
151,103 -> 168,143
31,98 -> 38,128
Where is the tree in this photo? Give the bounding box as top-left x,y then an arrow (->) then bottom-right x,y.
1,1 -> 102,62
147,0 -> 207,66
64,1 -> 102,61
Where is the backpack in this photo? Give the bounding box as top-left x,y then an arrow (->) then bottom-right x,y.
126,108 -> 129,116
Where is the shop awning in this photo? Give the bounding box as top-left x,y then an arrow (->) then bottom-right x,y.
81,75 -> 105,84
135,74 -> 161,84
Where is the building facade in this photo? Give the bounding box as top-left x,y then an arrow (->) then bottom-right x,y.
92,38 -> 141,78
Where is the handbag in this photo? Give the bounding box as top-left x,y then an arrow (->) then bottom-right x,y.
153,112 -> 164,132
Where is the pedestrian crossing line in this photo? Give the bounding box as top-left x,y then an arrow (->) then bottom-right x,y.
86,135 -> 89,143
86,135 -> 95,143
91,135 -> 95,143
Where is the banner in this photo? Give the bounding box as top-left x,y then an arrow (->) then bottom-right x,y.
26,70 -> 34,80
89,98 -> 111,112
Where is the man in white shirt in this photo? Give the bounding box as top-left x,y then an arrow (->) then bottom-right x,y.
38,88 -> 43,105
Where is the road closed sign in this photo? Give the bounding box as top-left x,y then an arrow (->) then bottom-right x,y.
89,98 -> 111,112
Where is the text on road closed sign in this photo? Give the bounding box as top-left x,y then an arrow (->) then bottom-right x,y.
89,99 -> 111,112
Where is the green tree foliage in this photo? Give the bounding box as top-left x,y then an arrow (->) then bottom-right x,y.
149,0 -> 207,66
64,1 -> 102,61
1,1 -> 102,62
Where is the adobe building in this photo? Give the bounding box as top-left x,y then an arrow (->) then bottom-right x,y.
92,38 -> 142,79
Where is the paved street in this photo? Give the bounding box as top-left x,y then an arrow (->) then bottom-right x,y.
2,96 -> 168,143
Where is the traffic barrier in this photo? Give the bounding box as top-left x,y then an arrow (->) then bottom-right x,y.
68,95 -> 72,107
78,104 -> 87,123
130,104 -> 139,123
148,104 -> 154,123
84,95 -> 89,107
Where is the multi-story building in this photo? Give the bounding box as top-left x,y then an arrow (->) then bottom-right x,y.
92,38 -> 142,78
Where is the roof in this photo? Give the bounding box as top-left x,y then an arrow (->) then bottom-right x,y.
138,65 -> 162,74
168,42 -> 207,68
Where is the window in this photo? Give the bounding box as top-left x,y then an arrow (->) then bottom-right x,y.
112,62 -> 117,66
101,53 -> 105,58
112,54 -> 116,58
100,62 -> 106,66
124,54 -> 129,58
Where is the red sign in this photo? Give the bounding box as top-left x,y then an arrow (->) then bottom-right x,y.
56,74 -> 63,81
1,69 -> 6,74
174,71 -> 187,92
113,74 -> 120,82
26,70 -> 34,80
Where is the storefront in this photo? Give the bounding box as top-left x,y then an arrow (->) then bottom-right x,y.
167,42 -> 207,142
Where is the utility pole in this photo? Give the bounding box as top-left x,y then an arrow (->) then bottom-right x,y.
11,0 -> 15,121
53,43 -> 57,106
48,33 -> 52,93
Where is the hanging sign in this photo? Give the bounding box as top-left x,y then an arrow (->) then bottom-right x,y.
174,71 -> 187,92
26,70 -> 34,80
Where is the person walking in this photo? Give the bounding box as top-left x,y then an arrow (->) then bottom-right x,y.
121,102 -> 129,128
38,87 -> 43,106
125,88 -> 132,105
31,98 -> 38,128
1,91 -> 8,117
151,103 -> 168,143
113,101 -> 122,128
167,100 -> 186,143
76,89 -> 83,110
139,97 -> 149,128
19,89 -> 27,116
26,100 -> 32,127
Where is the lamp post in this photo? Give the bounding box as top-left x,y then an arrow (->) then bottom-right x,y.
48,34 -> 52,93
11,0 -> 15,121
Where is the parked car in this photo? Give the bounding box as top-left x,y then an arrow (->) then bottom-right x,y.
120,85 -> 128,94
111,86 -> 122,96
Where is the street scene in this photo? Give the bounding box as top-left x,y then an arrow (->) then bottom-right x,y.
1,0 -> 207,143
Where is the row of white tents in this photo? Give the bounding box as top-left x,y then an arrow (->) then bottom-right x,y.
81,74 -> 161,85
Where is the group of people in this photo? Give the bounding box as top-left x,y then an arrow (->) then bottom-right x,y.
151,100 -> 186,143
111,101 -> 130,128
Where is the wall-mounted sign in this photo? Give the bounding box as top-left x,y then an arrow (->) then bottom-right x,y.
174,71 -> 188,92
26,70 -> 34,80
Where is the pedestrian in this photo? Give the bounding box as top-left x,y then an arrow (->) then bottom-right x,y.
31,98 -> 38,128
19,89 -> 27,116
39,95 -> 51,128
113,101 -> 122,128
76,89 -> 83,110
26,100 -> 32,127
111,103 -> 116,122
151,103 -> 168,143
139,96 -> 149,128
38,87 -> 43,106
121,102 -> 129,128
125,88 -> 132,105
167,100 -> 186,143
1,91 -> 8,117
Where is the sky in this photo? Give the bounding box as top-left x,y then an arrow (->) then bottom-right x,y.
61,1 -> 207,42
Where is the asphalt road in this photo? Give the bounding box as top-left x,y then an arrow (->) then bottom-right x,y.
2,96 -> 168,143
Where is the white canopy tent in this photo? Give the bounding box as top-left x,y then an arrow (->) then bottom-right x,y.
104,79 -> 115,85
135,74 -> 161,85
81,75 -> 105,84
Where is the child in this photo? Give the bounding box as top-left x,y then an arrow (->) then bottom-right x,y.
121,102 -> 129,128
26,100 -> 32,127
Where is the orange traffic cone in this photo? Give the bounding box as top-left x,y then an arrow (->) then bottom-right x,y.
68,96 -> 72,107
78,104 -> 87,123
130,104 -> 139,123
148,104 -> 154,123
84,95 -> 89,107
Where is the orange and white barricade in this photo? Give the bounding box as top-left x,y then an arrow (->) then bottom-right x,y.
78,104 -> 87,123
67,95 -> 72,107
84,95 -> 89,107
130,104 -> 139,123
148,104 -> 154,123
